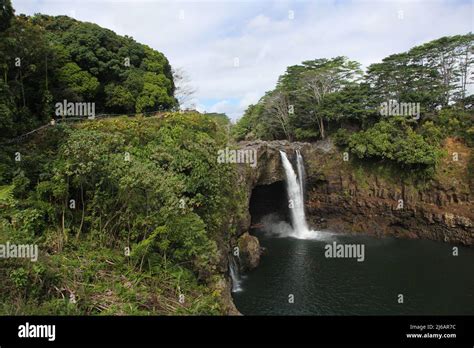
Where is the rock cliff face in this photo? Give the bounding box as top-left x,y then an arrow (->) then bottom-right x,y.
235,138 -> 473,246
234,140 -> 313,233
227,139 -> 474,314
226,137 -> 472,313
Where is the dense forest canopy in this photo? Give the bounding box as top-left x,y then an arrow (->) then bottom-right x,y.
0,8 -> 177,139
233,33 -> 474,175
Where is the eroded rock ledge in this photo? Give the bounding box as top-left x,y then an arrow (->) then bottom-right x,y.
225,138 -> 472,314
235,138 -> 473,246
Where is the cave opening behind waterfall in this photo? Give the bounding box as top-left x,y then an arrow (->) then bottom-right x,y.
249,181 -> 291,233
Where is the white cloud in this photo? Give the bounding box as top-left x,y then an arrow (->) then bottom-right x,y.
246,14 -> 272,30
12,0 -> 474,121
209,99 -> 231,113
239,91 -> 261,109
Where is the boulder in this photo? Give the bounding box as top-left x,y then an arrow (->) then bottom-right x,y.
237,232 -> 261,271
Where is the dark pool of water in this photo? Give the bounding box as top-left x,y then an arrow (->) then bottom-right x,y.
232,230 -> 474,315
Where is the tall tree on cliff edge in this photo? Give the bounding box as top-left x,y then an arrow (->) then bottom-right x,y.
235,33 -> 473,142
366,33 -> 474,109
278,57 -> 363,139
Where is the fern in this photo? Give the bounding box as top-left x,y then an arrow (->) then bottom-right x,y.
0,185 -> 14,205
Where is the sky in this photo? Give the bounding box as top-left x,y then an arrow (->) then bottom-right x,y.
12,0 -> 474,121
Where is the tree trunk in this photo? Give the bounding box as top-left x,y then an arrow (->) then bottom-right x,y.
76,183 -> 85,240
320,119 -> 325,139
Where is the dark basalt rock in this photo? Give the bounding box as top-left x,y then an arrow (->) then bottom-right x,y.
235,139 -> 473,246
237,232 -> 261,271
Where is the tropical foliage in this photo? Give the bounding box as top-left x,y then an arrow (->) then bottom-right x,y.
0,9 -> 177,140
234,33 -> 474,174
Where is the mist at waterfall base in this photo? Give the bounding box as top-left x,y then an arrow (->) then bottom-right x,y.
277,151 -> 328,240
231,151 -> 474,315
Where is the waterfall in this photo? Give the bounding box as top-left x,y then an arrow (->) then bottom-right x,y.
296,149 -> 305,199
280,151 -> 310,238
229,256 -> 242,292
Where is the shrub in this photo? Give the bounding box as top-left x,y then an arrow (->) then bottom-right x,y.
348,118 -> 441,170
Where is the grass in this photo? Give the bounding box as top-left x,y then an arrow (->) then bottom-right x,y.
0,238 -> 223,315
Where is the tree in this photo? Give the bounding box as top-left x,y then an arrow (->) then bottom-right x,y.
135,72 -> 176,112
0,79 -> 14,136
280,57 -> 362,139
0,14 -> 57,132
31,14 -> 176,114
452,34 -> 474,102
57,62 -> 99,100
0,0 -> 14,32
104,84 -> 135,113
319,83 -> 377,129
0,11 -> 177,134
366,33 -> 474,109
232,103 -> 267,141
172,67 -> 196,109
262,90 -> 293,141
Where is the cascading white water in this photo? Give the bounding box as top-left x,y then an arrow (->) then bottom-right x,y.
229,256 -> 242,292
296,149 -> 305,199
280,151 -> 310,238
